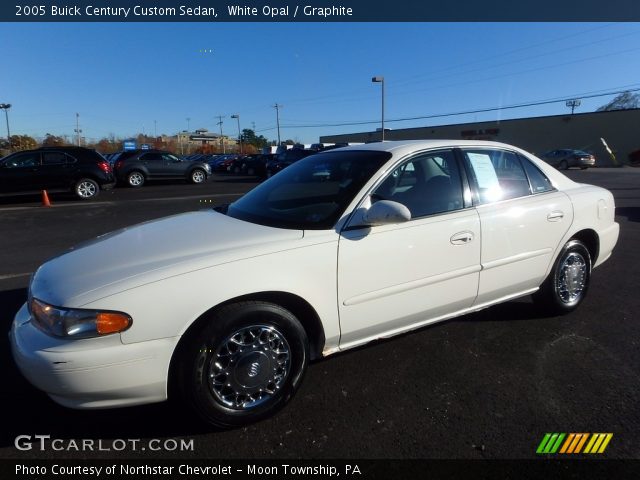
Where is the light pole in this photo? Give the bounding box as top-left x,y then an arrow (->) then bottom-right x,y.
566,99 -> 581,115
273,103 -> 282,145
216,115 -> 225,154
74,112 -> 82,146
371,76 -> 385,141
231,114 -> 242,154
0,103 -> 11,150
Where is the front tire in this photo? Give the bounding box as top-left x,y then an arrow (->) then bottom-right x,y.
190,168 -> 206,184
74,178 -> 99,200
178,302 -> 309,428
558,160 -> 569,170
534,239 -> 591,315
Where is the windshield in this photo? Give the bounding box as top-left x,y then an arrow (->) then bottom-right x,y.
227,150 -> 391,229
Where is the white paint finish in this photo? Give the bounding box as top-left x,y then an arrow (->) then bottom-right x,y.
30,210 -> 303,308
474,191 -> 574,304
10,304 -> 174,408
11,140 -> 620,410
338,209 -> 481,345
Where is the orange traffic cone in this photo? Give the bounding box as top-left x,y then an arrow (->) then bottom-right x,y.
41,190 -> 51,207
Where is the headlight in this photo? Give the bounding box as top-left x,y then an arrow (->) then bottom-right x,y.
29,298 -> 132,339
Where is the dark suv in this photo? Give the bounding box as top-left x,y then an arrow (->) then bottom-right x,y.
0,146 -> 115,200
265,148 -> 317,178
114,150 -> 211,187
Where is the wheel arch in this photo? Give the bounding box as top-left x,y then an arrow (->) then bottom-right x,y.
188,166 -> 207,178
569,228 -> 599,265
167,291 -> 326,400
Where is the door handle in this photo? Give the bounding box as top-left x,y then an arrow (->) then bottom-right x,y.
451,231 -> 474,245
547,211 -> 564,222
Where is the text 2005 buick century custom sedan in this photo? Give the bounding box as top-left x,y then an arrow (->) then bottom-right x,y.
10,141 -> 619,427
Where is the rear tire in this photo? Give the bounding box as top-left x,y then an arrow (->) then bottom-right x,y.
177,302 -> 309,428
74,178 -> 99,200
127,171 -> 145,188
533,239 -> 591,315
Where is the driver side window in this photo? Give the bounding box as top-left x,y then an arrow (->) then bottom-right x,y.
372,149 -> 464,219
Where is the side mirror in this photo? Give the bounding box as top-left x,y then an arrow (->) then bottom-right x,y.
363,200 -> 411,226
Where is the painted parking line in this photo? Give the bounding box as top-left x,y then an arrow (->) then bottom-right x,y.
0,273 -> 31,280
0,193 -> 244,212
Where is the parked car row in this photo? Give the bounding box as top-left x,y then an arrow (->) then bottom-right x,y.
0,143 -> 601,201
0,146 -> 212,199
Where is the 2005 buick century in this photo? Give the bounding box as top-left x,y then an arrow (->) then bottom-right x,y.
10,140 -> 619,428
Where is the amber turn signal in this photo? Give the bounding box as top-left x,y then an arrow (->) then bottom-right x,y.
96,312 -> 132,335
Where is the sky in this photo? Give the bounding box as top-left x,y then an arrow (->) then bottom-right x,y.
1,22 -> 640,144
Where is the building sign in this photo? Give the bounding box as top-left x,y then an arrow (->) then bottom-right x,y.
461,128 -> 500,140
123,139 -> 137,151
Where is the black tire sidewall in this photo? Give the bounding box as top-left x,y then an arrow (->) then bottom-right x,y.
182,302 -> 308,428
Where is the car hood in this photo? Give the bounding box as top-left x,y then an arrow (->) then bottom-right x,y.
30,210 -> 303,307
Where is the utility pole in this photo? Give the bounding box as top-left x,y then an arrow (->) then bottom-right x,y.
251,121 -> 256,132
154,120 -> 157,138
74,112 -> 82,146
186,117 -> 191,132
216,115 -> 225,154
273,103 -> 282,145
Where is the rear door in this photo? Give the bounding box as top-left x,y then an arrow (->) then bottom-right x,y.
459,147 -> 573,305
39,151 -> 77,189
139,152 -> 165,178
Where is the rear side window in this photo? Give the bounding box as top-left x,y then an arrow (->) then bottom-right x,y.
519,155 -> 554,193
462,149 -> 531,204
42,152 -> 74,165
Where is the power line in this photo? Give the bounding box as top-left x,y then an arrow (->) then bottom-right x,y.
267,87 -> 640,130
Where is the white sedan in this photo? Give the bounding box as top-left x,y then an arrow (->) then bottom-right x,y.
10,140 -> 619,428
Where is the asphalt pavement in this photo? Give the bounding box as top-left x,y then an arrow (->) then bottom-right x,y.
0,170 -> 638,460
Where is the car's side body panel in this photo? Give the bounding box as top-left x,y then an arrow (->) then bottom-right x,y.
337,208 -> 481,348
474,191 -> 574,305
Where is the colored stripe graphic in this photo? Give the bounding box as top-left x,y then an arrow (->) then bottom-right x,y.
537,433 -> 613,454
536,433 -> 565,454
584,433 -> 614,454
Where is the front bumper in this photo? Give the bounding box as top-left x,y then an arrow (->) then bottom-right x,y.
9,302 -> 177,409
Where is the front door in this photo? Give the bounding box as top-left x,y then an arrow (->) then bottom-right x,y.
337,149 -> 481,349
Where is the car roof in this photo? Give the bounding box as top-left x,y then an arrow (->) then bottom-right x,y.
317,139 -> 578,190
324,139 -> 531,155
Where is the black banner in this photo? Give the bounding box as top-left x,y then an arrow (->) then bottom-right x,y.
2,0 -> 640,22
2,459 -> 640,480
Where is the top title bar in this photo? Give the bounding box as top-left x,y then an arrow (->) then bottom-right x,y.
2,0 -> 640,22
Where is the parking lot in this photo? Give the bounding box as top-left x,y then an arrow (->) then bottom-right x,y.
1,169 -> 639,459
